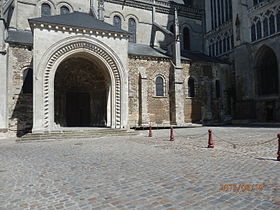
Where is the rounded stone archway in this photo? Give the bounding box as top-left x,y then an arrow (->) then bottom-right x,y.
256,46 -> 279,96
33,38 -> 128,132
54,54 -> 110,127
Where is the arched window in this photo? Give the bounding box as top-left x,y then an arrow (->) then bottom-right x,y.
223,38 -> 226,53
263,17 -> 269,37
188,77 -> 195,97
41,3 -> 51,17
60,6 -> 70,15
155,76 -> 164,97
231,35 -> 234,49
277,12 -> 280,32
23,68 -> 33,94
113,15 -> 121,29
217,0 -> 221,26
225,0 -> 229,22
226,37 -> 230,51
269,15 -> 275,35
169,24 -> 174,34
251,24 -> 256,41
219,40 -> 222,54
183,27 -> 190,50
256,21 -> 262,39
257,47 -> 279,95
128,18 -> 136,43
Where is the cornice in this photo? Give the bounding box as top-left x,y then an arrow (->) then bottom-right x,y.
128,54 -> 170,61
29,21 -> 130,40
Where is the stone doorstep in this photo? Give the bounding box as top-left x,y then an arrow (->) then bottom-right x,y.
17,129 -> 139,141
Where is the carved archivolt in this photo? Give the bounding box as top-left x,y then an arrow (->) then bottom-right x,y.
43,41 -> 121,128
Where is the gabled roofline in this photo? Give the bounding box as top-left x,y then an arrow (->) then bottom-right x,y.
28,12 -> 130,39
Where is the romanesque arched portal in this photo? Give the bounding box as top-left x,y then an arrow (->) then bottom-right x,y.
33,37 -> 128,132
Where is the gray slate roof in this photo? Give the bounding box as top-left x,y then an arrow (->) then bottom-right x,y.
6,30 -> 33,46
128,43 -> 170,58
29,12 -> 129,34
181,51 -> 230,64
162,0 -> 185,4
5,30 -> 228,64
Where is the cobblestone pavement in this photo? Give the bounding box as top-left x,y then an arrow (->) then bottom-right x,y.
0,126 -> 280,210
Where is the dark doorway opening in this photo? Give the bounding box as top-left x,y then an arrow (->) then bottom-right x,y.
257,46 -> 279,96
66,92 -> 91,127
54,56 -> 110,128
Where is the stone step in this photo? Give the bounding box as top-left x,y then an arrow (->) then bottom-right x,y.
18,129 -> 138,141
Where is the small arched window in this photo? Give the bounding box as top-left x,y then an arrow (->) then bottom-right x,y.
263,17 -> 269,37
256,21 -> 262,39
226,37 -> 230,51
23,68 -> 33,94
169,24 -> 174,34
113,15 -> 121,30
269,15 -> 275,35
223,38 -> 226,53
277,12 -> 280,32
128,18 -> 136,43
219,40 -> 222,54
215,42 -> 219,55
251,24 -> 256,41
60,6 -> 70,15
183,27 -> 190,50
155,77 -> 164,97
41,3 -> 51,17
188,77 -> 195,97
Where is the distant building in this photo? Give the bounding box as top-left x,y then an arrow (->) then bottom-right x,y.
205,0 -> 280,122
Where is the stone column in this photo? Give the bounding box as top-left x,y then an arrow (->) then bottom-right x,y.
138,67 -> 150,126
170,8 -> 185,125
106,85 -> 112,127
0,19 -> 8,131
170,66 -> 185,125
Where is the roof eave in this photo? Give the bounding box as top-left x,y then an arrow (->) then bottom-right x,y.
28,19 -> 130,39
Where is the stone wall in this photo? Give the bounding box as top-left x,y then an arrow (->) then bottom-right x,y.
128,57 -> 221,126
7,46 -> 33,136
128,57 -> 172,127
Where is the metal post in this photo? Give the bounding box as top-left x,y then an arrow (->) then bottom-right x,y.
277,134 -> 280,161
208,129 -> 214,148
170,127 -> 175,141
148,125 -> 152,137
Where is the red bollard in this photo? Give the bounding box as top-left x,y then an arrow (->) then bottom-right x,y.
208,129 -> 214,148
277,134 -> 280,161
148,125 -> 152,137
170,127 -> 175,141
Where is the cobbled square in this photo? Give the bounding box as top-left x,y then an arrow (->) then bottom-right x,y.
0,126 -> 280,210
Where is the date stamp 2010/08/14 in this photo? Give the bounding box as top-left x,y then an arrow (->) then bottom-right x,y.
219,184 -> 263,192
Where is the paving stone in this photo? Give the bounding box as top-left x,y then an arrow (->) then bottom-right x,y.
0,126 -> 280,209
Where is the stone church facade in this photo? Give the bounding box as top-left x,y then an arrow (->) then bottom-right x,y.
0,0 -> 236,135
205,0 -> 280,122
